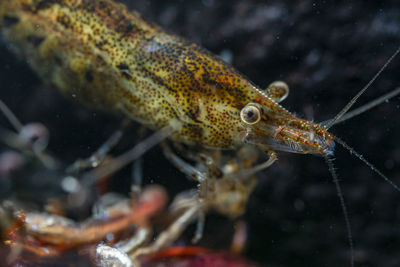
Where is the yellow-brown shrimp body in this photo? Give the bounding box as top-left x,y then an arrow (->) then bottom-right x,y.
0,0 -> 333,155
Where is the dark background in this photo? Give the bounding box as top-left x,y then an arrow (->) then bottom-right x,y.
1,0 -> 400,266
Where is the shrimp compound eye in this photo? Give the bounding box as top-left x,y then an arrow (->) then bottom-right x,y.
240,104 -> 261,125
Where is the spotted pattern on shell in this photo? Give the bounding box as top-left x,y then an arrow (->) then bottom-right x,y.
0,0 -> 331,153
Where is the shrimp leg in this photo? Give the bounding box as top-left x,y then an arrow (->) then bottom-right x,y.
66,120 -> 133,173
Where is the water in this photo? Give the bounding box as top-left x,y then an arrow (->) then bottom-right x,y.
1,0 -> 400,266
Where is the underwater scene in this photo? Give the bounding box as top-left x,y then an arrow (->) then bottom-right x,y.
0,0 -> 400,266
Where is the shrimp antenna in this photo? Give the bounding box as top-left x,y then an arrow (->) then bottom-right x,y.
321,86 -> 400,126
325,46 -> 400,130
323,154 -> 354,267
332,134 -> 400,192
327,134 -> 400,265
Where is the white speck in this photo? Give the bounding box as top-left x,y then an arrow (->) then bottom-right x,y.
219,49 -> 233,64
45,217 -> 56,226
61,176 -> 81,193
96,244 -> 134,267
106,233 -> 114,241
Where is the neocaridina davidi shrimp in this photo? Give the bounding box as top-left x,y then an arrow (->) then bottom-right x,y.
1,1 -> 400,266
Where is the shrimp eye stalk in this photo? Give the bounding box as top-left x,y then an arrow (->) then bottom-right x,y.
240,104 -> 261,125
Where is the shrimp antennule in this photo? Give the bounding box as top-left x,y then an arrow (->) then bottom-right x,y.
325,45 -> 400,129
321,86 -> 400,126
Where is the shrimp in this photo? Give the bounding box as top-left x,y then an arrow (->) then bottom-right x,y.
0,0 -> 339,152
0,1 -> 395,165
1,0 -> 400,266
2,185 -> 167,254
